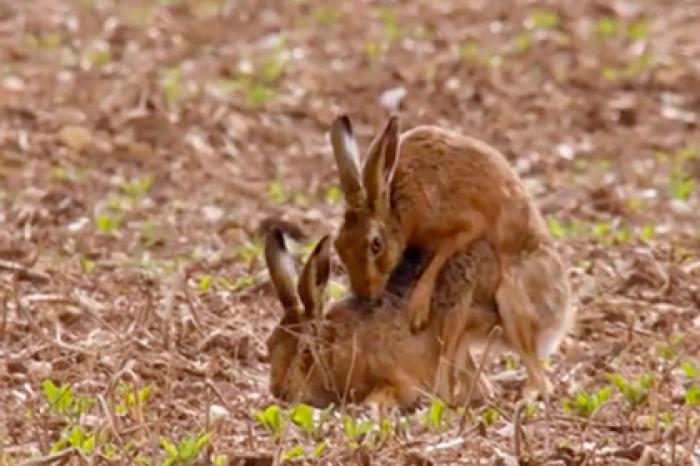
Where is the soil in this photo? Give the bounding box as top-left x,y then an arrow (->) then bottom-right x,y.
1,0 -> 699,464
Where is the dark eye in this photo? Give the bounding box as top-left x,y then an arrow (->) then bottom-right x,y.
370,236 -> 383,256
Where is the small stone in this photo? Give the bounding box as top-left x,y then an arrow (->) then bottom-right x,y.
58,125 -> 92,152
27,361 -> 52,380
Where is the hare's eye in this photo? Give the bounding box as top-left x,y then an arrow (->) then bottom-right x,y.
370,236 -> 383,256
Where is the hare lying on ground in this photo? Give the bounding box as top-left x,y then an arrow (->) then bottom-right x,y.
330,114 -> 573,398
264,227 -> 501,409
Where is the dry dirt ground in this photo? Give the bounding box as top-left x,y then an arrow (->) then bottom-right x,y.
1,0 -> 700,464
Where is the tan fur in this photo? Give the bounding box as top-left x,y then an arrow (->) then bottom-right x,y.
330,114 -> 574,398
264,228 -> 502,409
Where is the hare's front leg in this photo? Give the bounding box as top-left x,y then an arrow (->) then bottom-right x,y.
408,229 -> 482,332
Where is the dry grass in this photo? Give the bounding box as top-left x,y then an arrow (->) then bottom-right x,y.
1,0 -> 699,464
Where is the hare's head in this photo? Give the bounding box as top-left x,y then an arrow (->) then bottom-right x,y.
330,114 -> 405,301
264,228 -> 333,404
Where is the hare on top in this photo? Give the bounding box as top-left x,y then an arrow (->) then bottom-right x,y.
329,113 -> 573,398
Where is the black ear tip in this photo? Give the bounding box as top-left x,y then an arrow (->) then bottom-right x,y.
335,114 -> 353,134
266,227 -> 287,252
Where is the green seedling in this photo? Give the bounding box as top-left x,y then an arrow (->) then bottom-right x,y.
626,20 -> 648,41
95,213 -> 122,235
562,386 -> 612,418
160,432 -> 212,466
596,16 -> 617,38
529,9 -> 559,29
196,275 -> 213,293
289,403 -> 315,436
236,240 -> 263,265
423,398 -> 449,431
281,445 -> 305,461
288,403 -> 332,438
160,67 -> 183,103
460,41 -> 479,61
50,425 -> 97,455
609,373 -> 654,407
268,180 -> 287,204
254,405 -> 285,440
232,274 -> 256,291
681,360 -> 697,379
376,7 -> 404,41
342,415 -> 374,450
685,387 -> 700,406
513,33 -> 532,53
656,335 -> 684,361
314,6 -> 339,25
43,380 -> 73,415
313,442 -> 327,458
139,219 -> 162,248
324,185 -> 342,204
81,258 -> 96,273
115,382 -> 152,415
639,224 -> 656,242
327,281 -> 346,300
213,455 -> 228,466
480,407 -> 500,426
120,175 -> 154,201
52,166 -> 89,183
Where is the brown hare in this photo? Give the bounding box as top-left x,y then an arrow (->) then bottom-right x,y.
329,114 -> 573,399
264,227 -> 502,409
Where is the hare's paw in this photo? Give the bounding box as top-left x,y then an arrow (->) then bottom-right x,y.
408,284 -> 432,333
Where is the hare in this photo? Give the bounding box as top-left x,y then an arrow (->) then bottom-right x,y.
264,227 -> 502,409
329,114 -> 573,399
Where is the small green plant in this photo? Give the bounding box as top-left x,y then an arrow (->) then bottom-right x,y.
160,67 -> 183,103
656,335 -> 684,361
685,386 -> 700,406
115,382 -> 152,415
681,360 -> 697,379
254,405 -> 285,440
596,16 -> 617,38
423,398 -> 449,431
289,403 -> 315,436
95,213 -> 122,235
268,179 -> 287,204
626,20 -> 649,41
609,373 -> 654,407
160,432 -> 212,466
327,281 -> 346,300
342,415 -> 374,450
562,386 -> 612,417
236,240 -> 263,265
324,185 -> 342,204
281,445 -> 305,461
139,219 -> 162,248
639,224 -> 656,242
50,425 -> 97,455
120,175 -> 154,201
196,275 -> 213,293
43,380 -> 74,415
529,9 -> 559,29
480,407 -> 500,426
314,6 -> 339,25
460,41 -> 479,61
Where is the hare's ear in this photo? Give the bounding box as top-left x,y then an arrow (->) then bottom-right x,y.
298,235 -> 332,320
362,114 -> 400,212
264,228 -> 302,319
330,115 -> 365,208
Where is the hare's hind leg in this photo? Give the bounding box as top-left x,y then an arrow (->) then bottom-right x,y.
494,271 -> 549,397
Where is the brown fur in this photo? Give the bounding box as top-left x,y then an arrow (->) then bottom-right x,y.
264,228 -> 502,409
330,114 -> 574,398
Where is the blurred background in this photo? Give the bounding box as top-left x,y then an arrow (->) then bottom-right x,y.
1,0 -> 699,463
